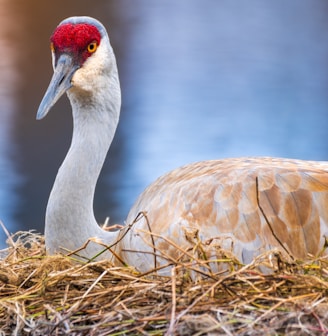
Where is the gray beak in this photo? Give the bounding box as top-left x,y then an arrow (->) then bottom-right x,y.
37,54 -> 79,120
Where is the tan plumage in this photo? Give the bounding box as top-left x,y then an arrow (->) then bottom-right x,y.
120,157 -> 328,270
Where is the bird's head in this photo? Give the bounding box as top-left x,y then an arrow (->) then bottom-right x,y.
37,16 -> 116,120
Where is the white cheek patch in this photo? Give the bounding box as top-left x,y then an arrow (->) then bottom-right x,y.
71,42 -> 109,92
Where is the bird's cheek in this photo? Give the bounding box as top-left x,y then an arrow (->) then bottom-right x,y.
71,69 -> 82,88
71,68 -> 93,92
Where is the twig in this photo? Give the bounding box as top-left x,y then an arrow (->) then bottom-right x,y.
255,177 -> 294,260
0,220 -> 15,248
166,266 -> 177,335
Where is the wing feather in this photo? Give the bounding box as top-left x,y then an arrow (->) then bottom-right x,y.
123,158 -> 328,271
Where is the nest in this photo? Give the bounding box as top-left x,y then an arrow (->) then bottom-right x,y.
0,227 -> 327,336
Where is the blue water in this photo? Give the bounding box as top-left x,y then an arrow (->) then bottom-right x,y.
1,0 -> 328,247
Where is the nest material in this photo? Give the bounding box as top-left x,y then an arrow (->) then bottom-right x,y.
0,230 -> 327,336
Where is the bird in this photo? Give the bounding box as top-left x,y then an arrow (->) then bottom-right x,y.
37,16 -> 328,274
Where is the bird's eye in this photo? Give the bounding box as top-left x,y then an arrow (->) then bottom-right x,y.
87,42 -> 98,53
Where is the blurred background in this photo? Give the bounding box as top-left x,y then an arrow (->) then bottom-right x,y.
0,0 -> 328,247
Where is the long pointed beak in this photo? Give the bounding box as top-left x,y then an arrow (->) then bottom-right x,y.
37,54 -> 79,120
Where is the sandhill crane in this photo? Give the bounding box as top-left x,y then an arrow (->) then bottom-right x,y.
37,16 -> 328,274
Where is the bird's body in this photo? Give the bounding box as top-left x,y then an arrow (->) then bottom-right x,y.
38,17 -> 328,274
123,157 -> 328,271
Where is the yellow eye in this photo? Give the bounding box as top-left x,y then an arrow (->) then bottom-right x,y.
50,42 -> 55,52
87,42 -> 98,53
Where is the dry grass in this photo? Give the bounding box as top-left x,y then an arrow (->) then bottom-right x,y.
0,228 -> 327,335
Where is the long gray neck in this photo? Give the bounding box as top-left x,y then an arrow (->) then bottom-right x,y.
45,72 -> 121,260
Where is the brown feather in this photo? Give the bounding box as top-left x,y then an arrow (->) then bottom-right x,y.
121,157 -> 328,271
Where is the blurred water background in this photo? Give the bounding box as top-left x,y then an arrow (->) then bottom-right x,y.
0,0 -> 328,247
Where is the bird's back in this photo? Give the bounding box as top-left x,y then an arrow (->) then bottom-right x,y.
121,157 -> 328,272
